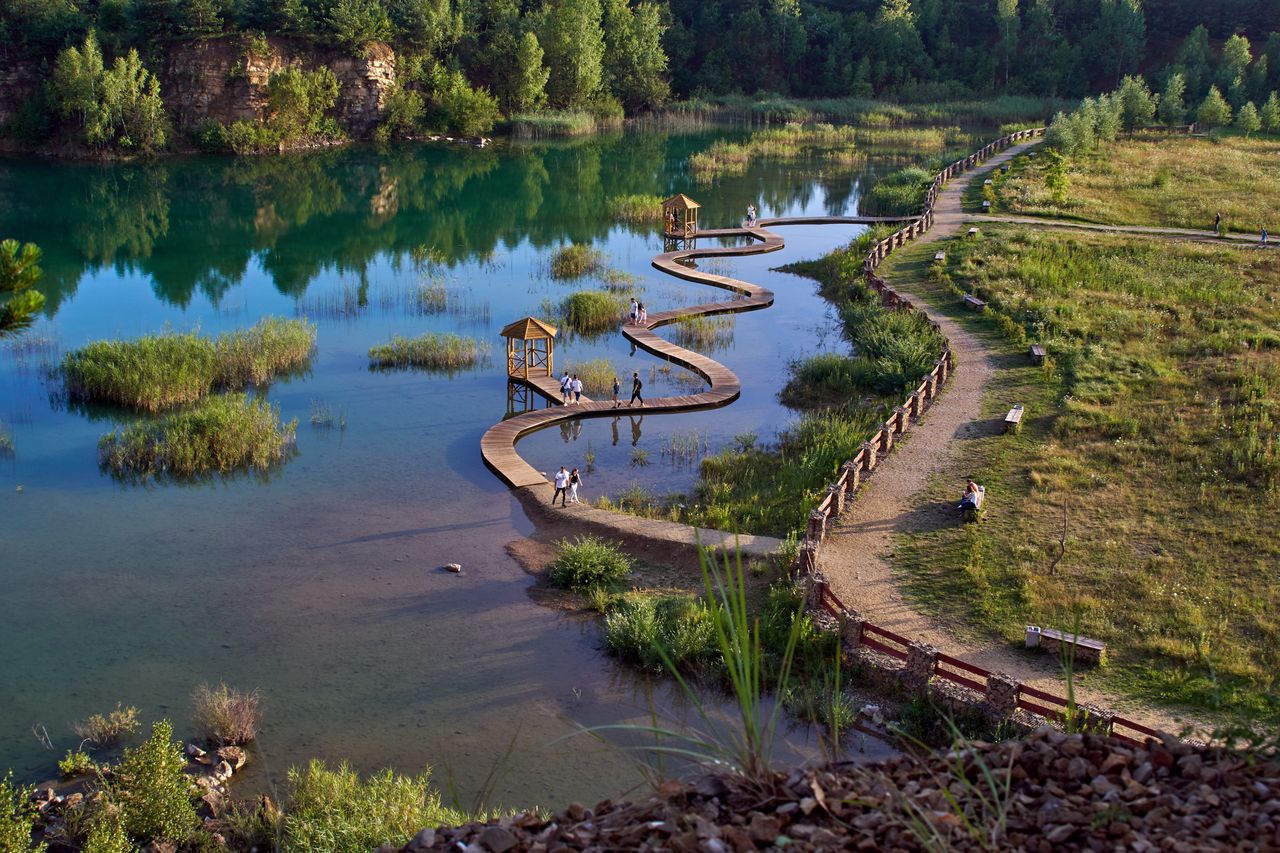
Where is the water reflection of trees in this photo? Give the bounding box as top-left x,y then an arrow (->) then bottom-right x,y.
0,131 -> 875,315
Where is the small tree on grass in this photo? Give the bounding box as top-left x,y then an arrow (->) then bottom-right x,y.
1196,85 -> 1233,130
0,239 -> 45,336
1116,74 -> 1155,131
1235,101 -> 1261,136
1259,92 -> 1280,133
1042,148 -> 1069,204
1157,72 -> 1186,125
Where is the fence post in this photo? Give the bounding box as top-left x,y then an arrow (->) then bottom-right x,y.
804,572 -> 826,609
985,673 -> 1019,722
798,540 -> 818,576
861,440 -> 877,471
839,609 -> 864,657
938,356 -> 949,385
893,406 -> 907,435
908,391 -> 921,419
829,482 -> 845,517
842,460 -> 861,494
807,508 -> 827,542
902,642 -> 939,694
925,372 -> 938,401
879,422 -> 894,454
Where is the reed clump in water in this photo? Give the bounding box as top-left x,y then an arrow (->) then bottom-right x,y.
98,393 -> 298,482
549,244 -> 606,280
670,315 -> 736,353
62,318 -> 316,412
606,194 -> 666,224
560,290 -> 626,334
367,333 -> 488,370
688,124 -> 866,180
564,358 -> 618,396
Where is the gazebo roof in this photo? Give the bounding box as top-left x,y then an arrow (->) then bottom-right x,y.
500,316 -> 558,339
662,193 -> 701,210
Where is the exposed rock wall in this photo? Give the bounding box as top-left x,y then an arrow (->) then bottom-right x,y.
0,63 -> 41,129
161,36 -> 395,137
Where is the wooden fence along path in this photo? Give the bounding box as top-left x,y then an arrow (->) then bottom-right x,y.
481,127 -> 1167,745
792,128 -> 1163,746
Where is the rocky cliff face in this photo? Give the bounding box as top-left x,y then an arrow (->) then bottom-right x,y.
0,63 -> 40,130
161,36 -> 396,138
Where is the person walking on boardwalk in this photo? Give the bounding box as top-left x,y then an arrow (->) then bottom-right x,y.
747,204 -> 756,226
638,303 -> 647,324
629,298 -> 638,323
559,371 -> 572,404
628,371 -> 644,407
552,466 -> 570,506
1214,212 -> 1222,235
572,374 -> 583,404
569,467 -> 582,503
611,375 -> 621,408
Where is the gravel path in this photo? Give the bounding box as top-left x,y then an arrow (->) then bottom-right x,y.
816,144 -> 1200,734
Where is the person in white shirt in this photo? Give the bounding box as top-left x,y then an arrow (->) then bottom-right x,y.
552,467 -> 570,506
559,371 -> 572,404
629,298 -> 639,323
572,375 -> 583,403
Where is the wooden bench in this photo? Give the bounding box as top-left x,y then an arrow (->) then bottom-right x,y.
981,200 -> 991,210
963,294 -> 985,311
1029,343 -> 1046,364
1033,627 -> 1107,665
983,178 -> 994,185
1000,164 -> 1010,173
934,251 -> 946,262
967,227 -> 980,236
1004,404 -> 1024,433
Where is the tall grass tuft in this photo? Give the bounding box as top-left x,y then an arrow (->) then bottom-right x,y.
62,318 -> 316,412
564,358 -> 617,397
367,333 -> 488,371
603,592 -> 719,672
862,165 -> 935,216
669,315 -> 736,353
507,110 -> 596,137
548,244 -> 606,279
606,194 -> 665,224
98,393 -> 298,482
548,535 -> 633,591
560,290 -> 625,334
192,682 -> 262,746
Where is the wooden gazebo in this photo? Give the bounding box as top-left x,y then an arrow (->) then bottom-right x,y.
662,193 -> 701,238
501,316 -> 557,379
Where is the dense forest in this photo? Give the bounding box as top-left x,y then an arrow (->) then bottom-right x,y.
0,0 -> 1277,151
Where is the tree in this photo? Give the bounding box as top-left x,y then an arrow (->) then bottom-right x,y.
1262,92 -> 1280,133
387,0 -> 461,55
1042,147 -> 1068,204
1171,24 -> 1212,101
1217,33 -> 1251,99
601,0 -> 668,111
995,0 -> 1019,91
1235,100 -> 1261,136
51,33 -> 167,152
538,0 -> 604,109
1196,85 -> 1232,129
509,30 -> 549,112
0,239 -> 45,336
1090,0 -> 1144,86
267,67 -> 340,137
175,0 -> 230,37
237,0 -> 307,33
1116,74 -> 1155,130
874,0 -> 929,90
324,0 -> 393,52
1157,71 -> 1186,125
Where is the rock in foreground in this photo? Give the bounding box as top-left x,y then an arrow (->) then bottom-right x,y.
399,730 -> 1279,851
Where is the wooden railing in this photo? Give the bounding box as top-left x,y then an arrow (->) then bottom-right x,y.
792,127 -> 1171,746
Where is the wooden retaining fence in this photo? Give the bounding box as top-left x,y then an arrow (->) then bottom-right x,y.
790,128 -> 1169,746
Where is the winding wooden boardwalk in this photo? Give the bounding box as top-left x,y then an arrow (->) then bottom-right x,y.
480,216 -> 913,490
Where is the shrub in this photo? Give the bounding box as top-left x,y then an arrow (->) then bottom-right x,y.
603,592 -> 719,671
73,704 -> 141,746
192,682 -> 262,745
110,720 -> 198,843
560,290 -> 624,334
62,318 -> 315,412
1,772 -> 43,852
367,333 -> 487,370
862,165 -> 934,215
59,749 -> 97,778
83,806 -> 130,853
549,244 -> 605,279
98,394 -> 299,482
547,535 -> 633,591
281,761 -> 466,853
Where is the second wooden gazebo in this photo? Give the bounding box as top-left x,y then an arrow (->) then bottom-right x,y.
500,316 -> 557,379
662,193 -> 700,238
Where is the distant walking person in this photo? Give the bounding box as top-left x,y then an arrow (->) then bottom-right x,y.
628,371 -> 644,407
1263,227 -> 1269,245
746,204 -> 756,226
572,374 -> 583,403
552,466 -> 570,506
1214,212 -> 1222,235
559,371 -> 572,404
611,375 -> 621,407
569,467 -> 582,503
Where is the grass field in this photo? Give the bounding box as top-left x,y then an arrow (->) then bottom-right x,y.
880,226 -> 1280,722
988,134 -> 1280,235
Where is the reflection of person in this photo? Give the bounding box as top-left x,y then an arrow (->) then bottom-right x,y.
630,415 -> 643,446
628,371 -> 644,407
571,419 -> 582,440
611,416 -> 620,446
552,467 -> 569,506
569,468 -> 582,503
559,421 -> 572,443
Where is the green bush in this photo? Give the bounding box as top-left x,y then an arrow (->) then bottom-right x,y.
367,333 -> 487,370
281,761 -> 466,853
110,720 -> 198,843
62,318 -> 315,412
83,807 -> 130,853
1,772 -> 44,852
98,393 -> 299,482
59,749 -> 97,778
548,535 -> 633,591
862,165 -> 934,215
603,592 -> 719,671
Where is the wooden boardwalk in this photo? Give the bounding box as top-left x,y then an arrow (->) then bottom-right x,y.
480,215 -> 912,489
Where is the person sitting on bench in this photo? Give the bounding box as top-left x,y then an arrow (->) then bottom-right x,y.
958,479 -> 982,511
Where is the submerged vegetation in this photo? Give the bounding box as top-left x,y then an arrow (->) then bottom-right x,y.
367,333 -> 487,370
62,318 -> 315,412
669,315 -> 735,353
890,225 -> 1280,719
98,393 -> 298,482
